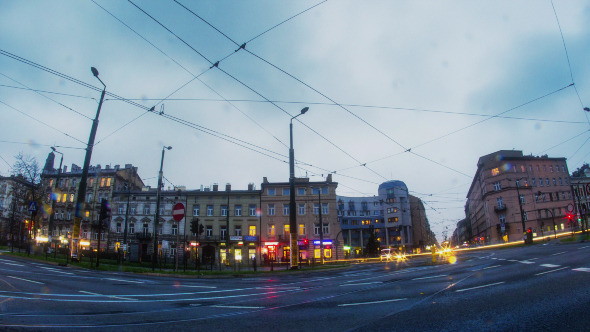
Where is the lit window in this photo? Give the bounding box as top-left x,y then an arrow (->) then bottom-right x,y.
299,224 -> 305,235
106,178 -> 111,186
491,168 -> 500,176
100,178 -> 105,187
284,224 -> 290,236
249,225 -> 256,236
268,224 -> 275,236
69,194 -> 74,202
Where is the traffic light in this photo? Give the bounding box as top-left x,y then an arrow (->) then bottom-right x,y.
190,218 -> 199,234
198,223 -> 204,235
99,199 -> 111,222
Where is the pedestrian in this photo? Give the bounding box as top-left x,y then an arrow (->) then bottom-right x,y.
252,256 -> 257,271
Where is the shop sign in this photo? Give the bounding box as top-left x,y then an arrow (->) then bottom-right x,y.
313,239 -> 333,245
244,235 -> 257,242
230,236 -> 242,241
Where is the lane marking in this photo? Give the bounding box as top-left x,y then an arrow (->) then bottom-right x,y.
535,267 -> 569,275
483,265 -> 502,270
577,246 -> 590,250
178,285 -> 217,289
340,281 -> 382,287
105,278 -> 144,284
411,275 -> 448,281
212,305 -> 263,309
519,261 -> 535,264
79,291 -> 136,301
39,267 -> 74,275
338,298 -> 407,307
540,264 -> 560,268
529,258 -> 539,261
573,268 -> 590,273
508,260 -> 518,262
455,282 -> 505,293
6,276 -> 44,285
0,261 -> 24,267
551,251 -> 567,256
496,258 -> 507,261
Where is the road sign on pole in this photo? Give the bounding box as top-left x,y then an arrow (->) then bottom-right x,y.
567,203 -> 574,213
172,202 -> 185,222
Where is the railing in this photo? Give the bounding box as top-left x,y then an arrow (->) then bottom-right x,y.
494,205 -> 507,212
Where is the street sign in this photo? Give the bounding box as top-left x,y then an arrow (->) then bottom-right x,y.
567,203 -> 574,212
28,201 -> 37,212
172,202 -> 185,222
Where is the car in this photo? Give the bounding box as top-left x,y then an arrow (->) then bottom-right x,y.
380,248 -> 393,262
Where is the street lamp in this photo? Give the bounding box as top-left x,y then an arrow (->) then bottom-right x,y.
71,67 -> 107,260
289,107 -> 309,269
153,146 -> 172,271
48,147 -> 63,255
508,177 -> 529,244
535,191 -> 557,239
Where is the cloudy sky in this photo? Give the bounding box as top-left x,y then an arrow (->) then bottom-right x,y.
1,0 -> 589,241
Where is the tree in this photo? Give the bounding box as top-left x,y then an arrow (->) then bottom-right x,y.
572,163 -> 589,178
365,229 -> 381,257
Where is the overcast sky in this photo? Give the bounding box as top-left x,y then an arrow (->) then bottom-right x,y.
1,0 -> 589,241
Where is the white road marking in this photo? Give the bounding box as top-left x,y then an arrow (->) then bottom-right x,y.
178,285 -> 217,289
79,291 -> 136,301
0,261 -> 24,267
411,275 -> 448,281
105,278 -> 144,284
529,258 -> 539,261
7,276 -> 44,284
340,281 -> 382,287
39,266 -> 74,275
496,258 -> 506,261
483,265 -> 502,270
577,246 -> 590,250
551,251 -> 567,256
519,261 -> 535,264
508,260 -> 518,262
540,264 -> 560,268
455,282 -> 505,293
338,298 -> 407,307
535,267 -> 569,275
212,305 -> 263,309
572,268 -> 590,273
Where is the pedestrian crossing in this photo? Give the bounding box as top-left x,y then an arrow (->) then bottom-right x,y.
480,256 -> 590,274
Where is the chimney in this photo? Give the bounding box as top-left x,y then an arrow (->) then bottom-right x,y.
327,174 -> 332,183
248,183 -> 254,191
63,165 -> 68,173
226,183 -> 231,192
213,184 -> 218,192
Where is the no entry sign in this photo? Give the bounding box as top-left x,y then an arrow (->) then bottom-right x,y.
172,202 -> 185,222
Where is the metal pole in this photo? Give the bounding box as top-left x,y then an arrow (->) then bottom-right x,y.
123,184 -> 130,259
318,187 -> 324,264
48,149 -> 63,254
289,120 -> 299,269
152,147 -> 169,271
72,68 -> 106,261
514,179 -> 527,244
226,193 -> 230,269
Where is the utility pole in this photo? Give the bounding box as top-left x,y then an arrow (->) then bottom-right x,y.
153,146 -> 171,271
48,147 -> 63,254
514,178 -> 529,244
122,183 -> 131,260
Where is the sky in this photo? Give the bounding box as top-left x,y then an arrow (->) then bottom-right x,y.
1,0 -> 589,242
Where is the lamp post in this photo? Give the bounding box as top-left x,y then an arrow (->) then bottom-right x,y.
48,147 -> 63,254
509,177 -> 528,244
289,107 -> 309,269
153,146 -> 172,271
122,183 -> 131,260
71,67 -> 106,261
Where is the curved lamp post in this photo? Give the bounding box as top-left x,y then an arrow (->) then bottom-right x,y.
153,146 -> 172,271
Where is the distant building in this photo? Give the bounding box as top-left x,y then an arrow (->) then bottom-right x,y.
570,167 -> 589,231
409,195 -> 437,250
465,150 -> 574,244
337,180 -> 415,255
41,151 -> 144,252
0,175 -> 36,246
260,175 -> 340,263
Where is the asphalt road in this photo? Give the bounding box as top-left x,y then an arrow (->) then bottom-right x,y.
1,240 -> 589,331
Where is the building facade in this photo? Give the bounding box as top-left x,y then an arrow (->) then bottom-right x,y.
466,150 -> 574,244
0,175 -> 37,247
570,168 -> 589,231
337,180 -> 414,255
260,175 -> 340,264
41,152 -> 144,252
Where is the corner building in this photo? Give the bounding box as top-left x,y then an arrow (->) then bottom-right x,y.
466,150 -> 574,244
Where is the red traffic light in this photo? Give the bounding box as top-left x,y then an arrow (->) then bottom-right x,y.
526,227 -> 532,233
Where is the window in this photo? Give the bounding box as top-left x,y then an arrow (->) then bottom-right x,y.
129,223 -> 135,233
561,165 -> 565,172
221,205 -> 228,217
283,204 -> 290,216
532,178 -> 536,186
552,178 -> 556,186
235,225 -> 241,236
313,204 -> 319,215
207,205 -> 213,216
69,194 -> 74,202
268,224 -> 275,236
494,182 -> 501,191
298,204 -> 305,215
284,224 -> 290,236
268,188 -> 276,196
539,178 -> 543,187
249,204 -> 257,216
172,224 -> 178,235
106,178 -> 111,186
206,226 -> 213,237
249,225 -> 256,236
299,224 -> 305,235
116,223 -> 122,233
546,178 -> 550,186
67,211 -> 71,220
521,165 -> 525,172
89,178 -> 94,187
544,165 -> 547,172
87,193 -> 92,203
314,223 -> 320,235
388,217 -> 399,223
118,205 -> 125,214
282,188 -> 290,196
193,205 -> 200,216
497,197 -> 504,208
519,195 -> 525,204
235,205 -> 242,216
523,211 -> 528,221
323,223 -> 329,235
550,166 -> 553,172
312,188 -> 320,195
144,205 -> 150,215
297,188 -> 305,195
529,166 -> 533,172
499,214 -> 506,224
100,178 -> 105,187
143,223 -> 149,235
72,179 -> 76,187
536,165 -> 540,172
131,206 -> 136,214
322,187 -> 328,195
268,204 -> 275,216
322,203 -> 328,215
491,168 -> 500,176
559,178 -> 563,185
220,226 -> 227,239
83,230 -> 88,239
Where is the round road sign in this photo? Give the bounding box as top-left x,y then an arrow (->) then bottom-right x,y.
172,202 -> 185,222
567,203 -> 574,212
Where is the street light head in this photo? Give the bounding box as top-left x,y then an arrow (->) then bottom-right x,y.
51,147 -> 56,152
91,67 -> 99,77
300,107 -> 309,115
165,146 -> 172,150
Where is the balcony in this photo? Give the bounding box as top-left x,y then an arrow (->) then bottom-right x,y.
136,232 -> 152,241
494,205 -> 507,213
